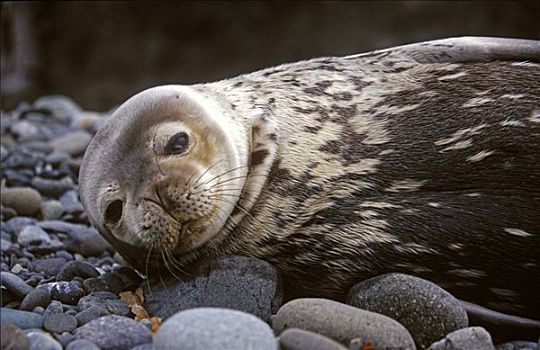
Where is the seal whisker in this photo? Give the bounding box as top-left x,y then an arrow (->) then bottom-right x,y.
189,158 -> 224,188
194,164 -> 249,189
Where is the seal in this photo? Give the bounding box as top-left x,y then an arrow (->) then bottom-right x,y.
80,37 -> 540,320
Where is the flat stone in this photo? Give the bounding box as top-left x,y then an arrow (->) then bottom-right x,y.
74,315 -> 152,350
75,305 -> 110,326
1,271 -> 34,297
347,273 -> 468,348
1,321 -> 30,350
154,307 -> 278,350
272,298 -> 415,349
26,330 -> 62,350
496,341 -> 539,350
144,255 -> 283,323
1,187 -> 42,217
0,307 -> 43,329
43,312 -> 78,333
56,261 -> 100,281
428,327 -> 495,350
2,217 -> 36,236
18,225 -> 51,245
279,328 -> 347,350
19,288 -> 51,311
50,131 -> 92,156
31,176 -> 74,197
32,258 -> 67,277
33,95 -> 82,124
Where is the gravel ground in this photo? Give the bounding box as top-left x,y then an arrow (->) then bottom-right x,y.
1,96 -> 538,349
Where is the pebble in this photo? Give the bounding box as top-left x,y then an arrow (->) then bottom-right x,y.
1,271 -> 34,297
1,187 -> 42,217
66,339 -> 101,350
32,258 -> 67,277
26,330 -> 62,350
10,120 -> 41,142
50,130 -> 92,156
19,288 -> 51,311
74,315 -> 152,350
17,225 -> 51,245
99,272 -> 125,293
145,255 -> 283,323
2,217 -> 36,236
33,95 -> 82,124
129,344 -> 153,350
1,321 -> 30,350
54,333 -> 76,348
50,281 -> 86,305
44,313 -> 78,333
271,298 -> 416,349
497,341 -> 539,350
154,307 -> 278,350
82,277 -> 112,292
43,300 -> 63,319
0,307 -> 44,329
75,305 -> 110,326
279,328 -> 348,350
428,327 -> 495,350
56,260 -> 100,281
40,200 -> 64,220
31,176 -> 74,197
347,273 -> 468,349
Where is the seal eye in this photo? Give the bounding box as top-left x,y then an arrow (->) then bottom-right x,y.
165,132 -> 189,155
105,200 -> 123,225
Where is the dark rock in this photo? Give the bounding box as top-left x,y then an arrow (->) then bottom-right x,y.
26,330 -> 62,350
78,291 -> 118,310
347,273 -> 468,349
82,278 -> 112,293
75,305 -> 110,326
279,328 -> 347,350
2,169 -> 34,187
50,281 -> 86,305
111,266 -> 143,291
32,306 -> 45,314
2,150 -> 40,170
17,225 -> 50,245
55,250 -> 74,261
66,339 -> 101,350
1,207 -> 18,220
45,152 -> 69,167
32,258 -> 67,277
26,240 -> 64,255
19,288 -> 51,311
0,307 -> 44,329
428,327 -> 495,350
1,188 -> 42,217
144,255 -> 283,323
154,307 -> 277,350
31,176 -> 74,197
43,313 -> 78,333
1,321 -> 30,350
1,271 -> 34,297
56,261 -> 100,281
103,299 -> 131,316
272,298 -> 415,349
99,272 -> 125,293
74,315 -> 152,350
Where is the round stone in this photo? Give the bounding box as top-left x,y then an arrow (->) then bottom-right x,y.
50,281 -> 86,305
19,288 -> 51,311
66,339 -> 101,350
17,225 -> 51,245
0,187 -> 42,217
41,200 -> 64,220
279,328 -> 347,350
26,331 -> 62,350
427,327 -> 494,350
74,315 -> 152,350
346,273 -> 468,349
0,307 -> 44,329
44,313 -> 78,333
154,308 -> 278,350
75,305 -> 110,326
271,298 -> 415,349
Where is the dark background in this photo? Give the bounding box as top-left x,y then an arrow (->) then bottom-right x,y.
1,1 -> 539,111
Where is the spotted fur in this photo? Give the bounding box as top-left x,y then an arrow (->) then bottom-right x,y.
80,37 -> 540,320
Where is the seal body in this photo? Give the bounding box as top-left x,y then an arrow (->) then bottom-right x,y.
80,37 -> 540,319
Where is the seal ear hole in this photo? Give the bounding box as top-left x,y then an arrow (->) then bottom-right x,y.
105,200 -> 123,225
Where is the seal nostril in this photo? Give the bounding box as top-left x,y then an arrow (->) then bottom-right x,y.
105,200 -> 123,225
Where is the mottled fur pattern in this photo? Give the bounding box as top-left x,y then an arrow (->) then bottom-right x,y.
201,44 -> 540,318
81,38 -> 540,319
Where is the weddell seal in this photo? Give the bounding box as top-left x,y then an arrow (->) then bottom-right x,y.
79,37 -> 540,320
